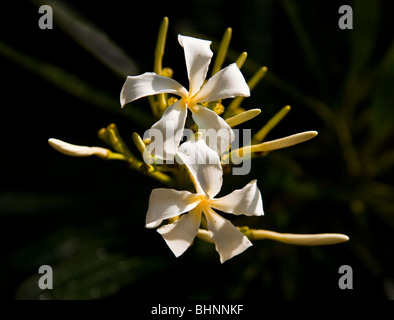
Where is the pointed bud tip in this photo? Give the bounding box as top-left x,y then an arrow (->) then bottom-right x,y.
48,138 -> 60,147
251,108 -> 261,114
317,233 -> 350,245
338,234 -> 350,242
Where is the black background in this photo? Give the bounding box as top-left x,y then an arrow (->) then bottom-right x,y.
1,0 -> 394,301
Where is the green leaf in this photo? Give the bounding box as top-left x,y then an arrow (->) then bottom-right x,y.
340,0 -> 379,120
370,40 -> 394,135
349,0 -> 379,76
15,240 -> 168,300
0,41 -> 151,127
30,0 -> 139,77
279,0 -> 324,84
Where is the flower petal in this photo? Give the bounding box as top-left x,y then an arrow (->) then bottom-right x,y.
177,139 -> 223,198
145,188 -> 199,228
192,63 -> 250,102
120,72 -> 187,107
146,100 -> 187,160
210,180 -> 264,216
190,104 -> 235,156
204,207 -> 252,263
178,35 -> 213,97
157,207 -> 202,257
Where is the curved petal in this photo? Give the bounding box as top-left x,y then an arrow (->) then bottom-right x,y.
157,207 -> 202,257
204,207 -> 252,263
120,72 -> 188,107
210,180 -> 264,216
146,100 -> 187,160
178,35 -> 213,97
177,139 -> 223,198
192,63 -> 250,103
190,104 -> 235,156
145,188 -> 199,228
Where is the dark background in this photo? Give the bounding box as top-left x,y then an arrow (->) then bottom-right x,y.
1,0 -> 393,300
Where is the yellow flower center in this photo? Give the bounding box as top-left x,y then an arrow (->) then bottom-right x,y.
183,96 -> 192,107
197,195 -> 213,213
183,91 -> 199,110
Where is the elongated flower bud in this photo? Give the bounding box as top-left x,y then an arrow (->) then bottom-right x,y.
225,108 -> 261,127
251,229 -> 349,246
48,138 -> 109,158
231,130 -> 318,161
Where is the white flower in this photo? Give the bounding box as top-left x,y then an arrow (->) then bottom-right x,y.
120,35 -> 250,160
145,139 -> 264,263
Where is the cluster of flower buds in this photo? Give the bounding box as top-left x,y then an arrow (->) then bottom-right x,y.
49,17 -> 348,262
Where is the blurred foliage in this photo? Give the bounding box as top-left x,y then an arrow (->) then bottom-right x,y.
1,0 -> 393,300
